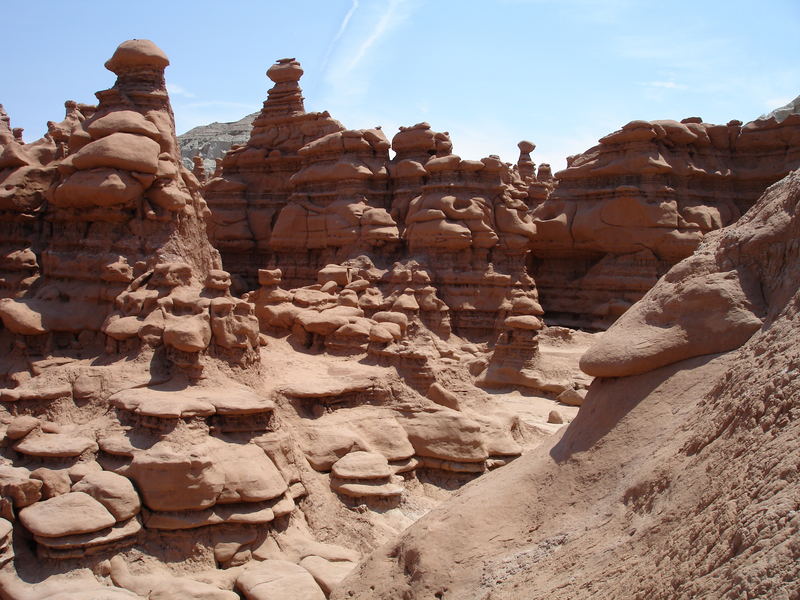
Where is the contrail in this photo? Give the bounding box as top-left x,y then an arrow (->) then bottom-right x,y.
321,0 -> 360,76
347,0 -> 402,72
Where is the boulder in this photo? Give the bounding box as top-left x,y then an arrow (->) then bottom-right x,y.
71,471 -> 141,521
71,132 -> 160,173
14,433 -> 98,457
236,560 -> 325,600
557,388 -> 587,407
299,555 -> 356,595
30,468 -> 71,499
6,415 -> 40,440
331,451 -> 391,480
19,492 -> 116,538
399,408 -> 488,463
127,443 -> 225,511
0,465 -> 42,507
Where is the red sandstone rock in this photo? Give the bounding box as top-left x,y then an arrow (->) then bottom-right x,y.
3,37 -> 796,600
332,168 -> 800,600
529,114 -> 800,328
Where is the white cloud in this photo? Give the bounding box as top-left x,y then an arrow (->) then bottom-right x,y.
167,83 -> 195,98
322,0 -> 415,93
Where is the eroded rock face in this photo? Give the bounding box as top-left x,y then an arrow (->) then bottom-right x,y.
0,39 -> 221,366
205,64 -> 546,344
7,34 -> 797,600
529,114 -> 800,328
582,168 -> 800,377
0,42 -> 575,600
332,169 -> 800,600
203,58 -> 345,286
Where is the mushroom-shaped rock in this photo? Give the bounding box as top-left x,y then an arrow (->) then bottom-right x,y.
127,443 -> 225,511
296,310 -> 348,336
504,315 -> 544,331
71,471 -> 141,521
34,517 -> 142,558
110,387 -> 215,418
71,133 -> 161,173
330,451 -> 403,499
332,481 -> 404,499
236,559 -> 325,600
213,442 -> 288,504
399,408 -> 488,463
86,111 -> 161,140
331,451 -> 391,480
104,39 -> 170,74
19,492 -> 116,538
267,58 -> 304,83
580,256 -> 764,378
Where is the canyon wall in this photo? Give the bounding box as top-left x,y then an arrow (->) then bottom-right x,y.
333,165 -> 800,600
530,113 -> 800,327
0,41 -> 578,600
203,61 -> 551,345
199,62 -> 800,332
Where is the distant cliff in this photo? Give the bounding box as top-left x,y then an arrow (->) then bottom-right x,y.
760,94 -> 800,123
177,112 -> 257,173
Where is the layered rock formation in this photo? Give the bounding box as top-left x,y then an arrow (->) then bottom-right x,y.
529,113 -> 800,328
3,36 -> 797,600
0,40 -> 220,362
0,40 -> 584,600
205,63 -> 551,348
203,59 -> 345,288
333,168 -> 800,600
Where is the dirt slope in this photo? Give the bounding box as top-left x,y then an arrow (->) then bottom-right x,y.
332,172 -> 800,599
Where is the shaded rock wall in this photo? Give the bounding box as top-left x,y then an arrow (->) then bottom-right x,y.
530,114 -> 800,328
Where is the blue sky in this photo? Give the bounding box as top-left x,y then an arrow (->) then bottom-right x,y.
3,0 -> 799,171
